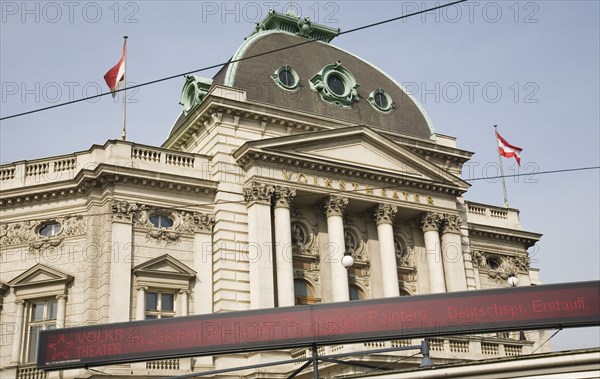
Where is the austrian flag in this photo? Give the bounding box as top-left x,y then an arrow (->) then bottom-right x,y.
496,131 -> 523,166
103,40 -> 126,97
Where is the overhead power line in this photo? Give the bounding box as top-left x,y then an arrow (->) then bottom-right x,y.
0,0 -> 468,121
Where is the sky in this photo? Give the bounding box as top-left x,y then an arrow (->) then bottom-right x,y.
1,1 -> 599,351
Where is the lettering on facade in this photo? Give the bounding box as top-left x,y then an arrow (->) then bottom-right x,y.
281,170 -> 434,205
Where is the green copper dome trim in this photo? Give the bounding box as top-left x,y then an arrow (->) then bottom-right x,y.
179,76 -> 213,116
251,9 -> 340,42
310,61 -> 359,108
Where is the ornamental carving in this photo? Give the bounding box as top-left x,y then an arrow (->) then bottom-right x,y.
471,250 -> 530,277
374,204 -> 398,225
442,214 -> 462,234
0,216 -> 86,249
243,182 -> 275,204
112,200 -> 138,222
273,186 -> 296,209
291,209 -> 319,258
344,218 -> 369,264
322,196 -> 348,217
420,212 -> 441,232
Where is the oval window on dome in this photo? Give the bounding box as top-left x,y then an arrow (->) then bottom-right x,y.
326,73 -> 346,96
149,213 -> 174,228
37,221 -> 62,237
368,88 -> 394,112
272,65 -> 300,91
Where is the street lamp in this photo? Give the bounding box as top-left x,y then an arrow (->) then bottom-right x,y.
508,273 -> 519,287
341,253 -> 354,269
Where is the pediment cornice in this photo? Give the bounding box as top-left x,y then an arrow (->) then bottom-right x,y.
234,126 -> 470,196
8,264 -> 74,289
133,254 -> 196,281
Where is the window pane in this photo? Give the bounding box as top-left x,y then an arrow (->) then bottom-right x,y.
47,300 -> 58,320
28,325 -> 42,362
146,292 -> 158,311
294,280 -> 311,297
327,74 -> 346,96
146,314 -> 158,320
161,293 -> 174,311
31,302 -> 44,321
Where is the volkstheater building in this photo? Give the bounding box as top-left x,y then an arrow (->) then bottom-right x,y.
3,10 -> 581,379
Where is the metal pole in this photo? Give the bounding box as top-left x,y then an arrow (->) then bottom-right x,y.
494,125 -> 510,208
121,36 -> 128,141
312,343 -> 319,379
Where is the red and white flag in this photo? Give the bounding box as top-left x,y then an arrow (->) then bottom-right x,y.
103,40 -> 126,97
496,130 -> 523,166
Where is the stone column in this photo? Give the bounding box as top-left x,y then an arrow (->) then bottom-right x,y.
193,213 -> 215,315
323,196 -> 350,302
441,215 -> 467,292
11,300 -> 25,363
135,286 -> 147,321
244,182 -> 275,309
56,295 -> 67,328
109,200 -> 135,323
375,204 -> 399,297
273,186 -> 296,307
179,290 -> 189,316
421,212 -> 446,293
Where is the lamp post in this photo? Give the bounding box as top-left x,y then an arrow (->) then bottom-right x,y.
508,273 -> 519,287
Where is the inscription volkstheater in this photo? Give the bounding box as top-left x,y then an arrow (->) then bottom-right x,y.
281,170 -> 436,205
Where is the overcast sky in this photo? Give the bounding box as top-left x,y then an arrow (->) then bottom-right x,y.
1,1 -> 599,351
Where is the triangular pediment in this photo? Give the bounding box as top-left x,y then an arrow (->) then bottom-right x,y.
8,264 -> 73,288
133,254 -> 196,279
234,126 -> 469,191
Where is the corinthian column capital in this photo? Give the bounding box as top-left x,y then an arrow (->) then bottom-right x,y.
243,182 -> 275,205
273,186 -> 296,209
421,212 -> 442,232
322,196 -> 348,217
442,214 -> 462,234
374,204 -> 398,225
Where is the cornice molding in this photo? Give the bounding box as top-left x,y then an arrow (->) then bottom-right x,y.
0,165 -> 218,208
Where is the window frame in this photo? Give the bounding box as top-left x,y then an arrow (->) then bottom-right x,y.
24,298 -> 58,363
145,290 -> 177,319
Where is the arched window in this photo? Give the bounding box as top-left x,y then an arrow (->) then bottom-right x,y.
294,279 -> 316,305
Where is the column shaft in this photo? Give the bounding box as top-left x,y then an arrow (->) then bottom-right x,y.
244,183 -> 275,309
179,291 -> 189,316
11,300 -> 25,363
273,187 -> 296,307
135,287 -> 146,321
441,215 -> 467,292
375,204 -> 399,297
56,295 -> 67,328
324,197 -> 349,302
422,213 -> 446,293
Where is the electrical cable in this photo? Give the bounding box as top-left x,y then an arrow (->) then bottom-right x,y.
0,0 -> 468,121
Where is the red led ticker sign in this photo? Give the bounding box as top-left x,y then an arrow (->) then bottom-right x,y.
38,281 -> 600,370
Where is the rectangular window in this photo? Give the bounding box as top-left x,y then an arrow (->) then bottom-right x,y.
145,291 -> 175,319
25,299 -> 57,362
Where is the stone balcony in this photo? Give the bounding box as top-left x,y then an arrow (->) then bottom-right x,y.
465,201 -> 523,230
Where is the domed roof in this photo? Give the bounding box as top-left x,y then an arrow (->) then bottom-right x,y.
211,12 -> 435,140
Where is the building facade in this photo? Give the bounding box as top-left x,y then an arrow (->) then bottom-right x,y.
1,11 -> 546,379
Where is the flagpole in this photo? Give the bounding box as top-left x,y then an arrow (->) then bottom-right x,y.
494,125 -> 510,208
121,36 -> 128,141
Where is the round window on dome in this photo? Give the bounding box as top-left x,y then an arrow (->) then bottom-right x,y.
149,213 -> 174,228
37,221 -> 62,237
326,73 -> 347,96
368,88 -> 394,112
272,65 -> 300,91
